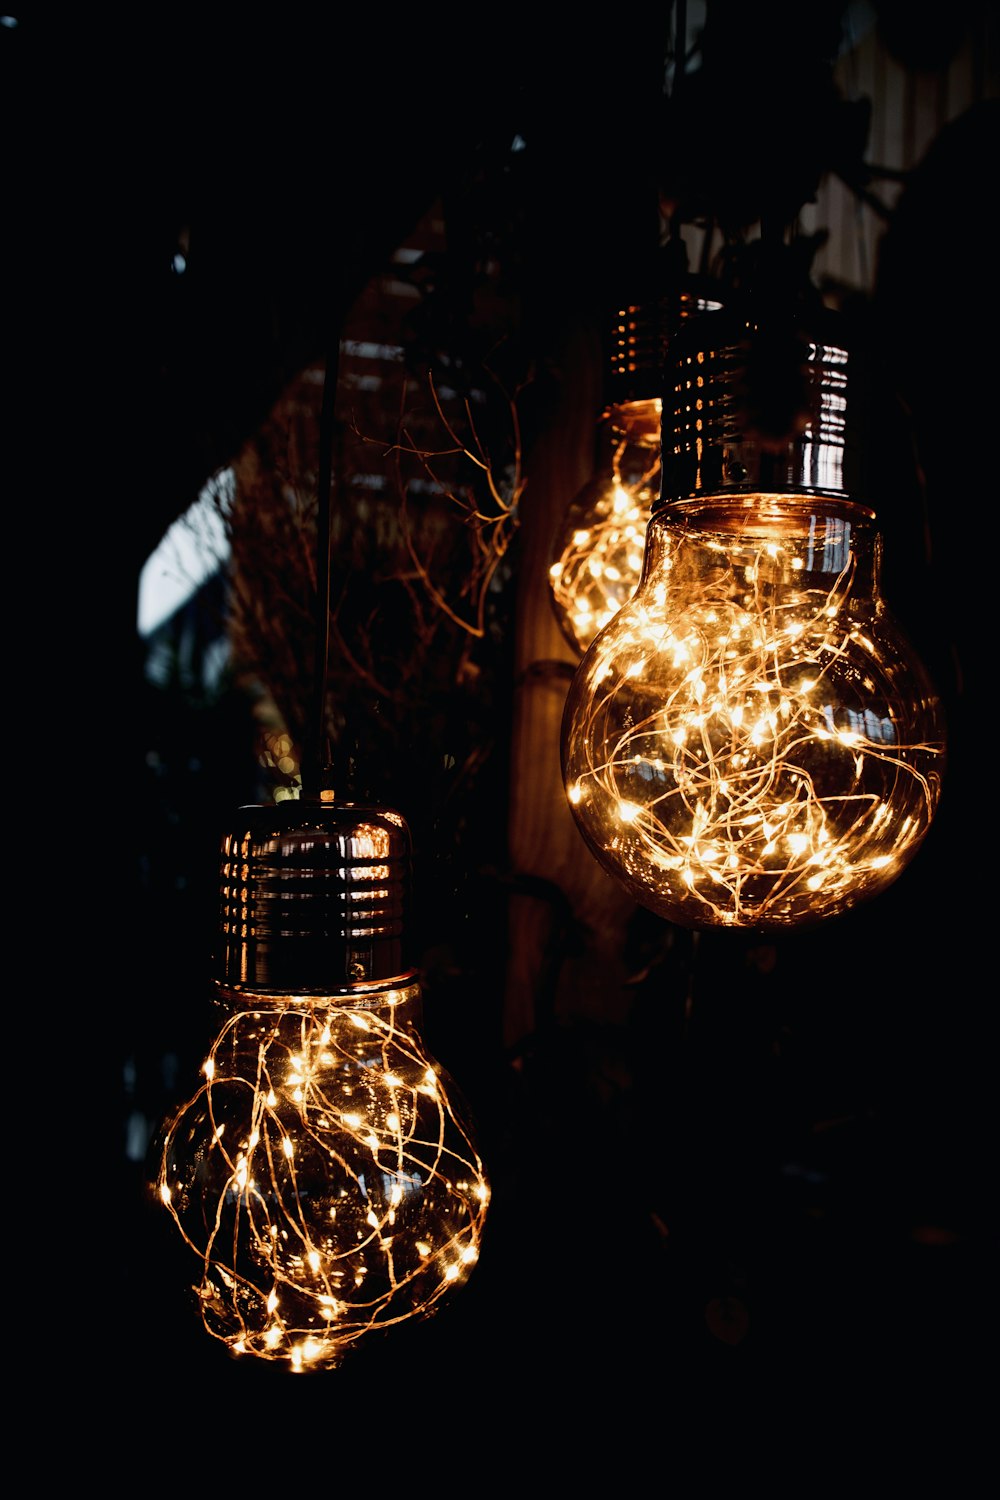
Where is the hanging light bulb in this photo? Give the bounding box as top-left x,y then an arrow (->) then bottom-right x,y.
548,393 -> 662,655
548,280 -> 723,655
560,298 -> 947,930
147,311 -> 491,1371
150,790 -> 490,1372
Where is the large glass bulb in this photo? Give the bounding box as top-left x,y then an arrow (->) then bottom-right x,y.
150,797 -> 490,1371
560,306 -> 947,930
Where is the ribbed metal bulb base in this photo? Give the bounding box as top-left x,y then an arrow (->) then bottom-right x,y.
606,277 -> 724,409
215,798 -> 415,994
657,302 -> 871,510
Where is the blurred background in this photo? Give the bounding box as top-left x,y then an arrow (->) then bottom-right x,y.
14,2 -> 996,1458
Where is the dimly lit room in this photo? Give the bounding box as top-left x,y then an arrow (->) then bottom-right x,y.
16,2 -> 996,1464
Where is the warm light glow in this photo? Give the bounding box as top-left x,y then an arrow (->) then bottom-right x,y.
548,400 -> 662,654
561,498 -> 945,929
154,982 -> 490,1371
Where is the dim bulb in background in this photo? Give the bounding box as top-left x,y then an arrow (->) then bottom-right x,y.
548,283 -> 724,656
561,303 -> 946,930
151,795 -> 490,1372
548,395 -> 661,655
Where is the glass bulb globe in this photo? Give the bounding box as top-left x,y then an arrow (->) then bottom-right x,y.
560,308 -> 947,930
154,982 -> 489,1372
150,797 -> 490,1371
548,399 -> 661,655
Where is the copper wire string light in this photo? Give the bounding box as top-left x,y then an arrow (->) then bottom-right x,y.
150,336 -> 491,1372
560,294 -> 947,930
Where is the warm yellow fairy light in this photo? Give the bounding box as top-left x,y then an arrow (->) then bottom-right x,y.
561,496 -> 945,929
154,981 -> 490,1371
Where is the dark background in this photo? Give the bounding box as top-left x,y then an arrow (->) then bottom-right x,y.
12,4 -> 995,1465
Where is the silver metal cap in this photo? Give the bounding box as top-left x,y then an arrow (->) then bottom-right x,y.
215,798 -> 415,994
606,275 -> 725,409
657,302 -> 870,510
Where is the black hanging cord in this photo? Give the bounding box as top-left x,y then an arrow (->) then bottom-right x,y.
674,0 -> 687,86
302,328 -> 343,802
